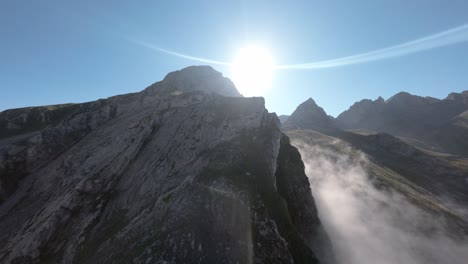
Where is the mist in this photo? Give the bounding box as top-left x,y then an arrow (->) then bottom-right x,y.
291,139 -> 468,264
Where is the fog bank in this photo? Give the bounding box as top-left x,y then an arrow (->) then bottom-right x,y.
292,140 -> 468,264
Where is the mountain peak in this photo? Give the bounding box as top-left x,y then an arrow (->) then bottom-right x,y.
147,65 -> 242,97
295,98 -> 327,117
283,97 -> 336,132
386,91 -> 415,103
376,96 -> 385,103
303,97 -> 318,106
162,65 -> 219,81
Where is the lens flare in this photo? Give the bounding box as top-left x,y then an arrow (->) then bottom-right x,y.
133,23 -> 468,71
231,46 -> 274,96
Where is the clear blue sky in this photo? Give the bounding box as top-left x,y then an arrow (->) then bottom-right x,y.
2,0 -> 468,116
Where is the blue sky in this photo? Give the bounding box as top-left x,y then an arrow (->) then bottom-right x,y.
1,0 -> 468,116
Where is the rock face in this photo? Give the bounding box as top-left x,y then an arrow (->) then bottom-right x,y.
0,66 -> 327,263
336,91 -> 468,155
334,96 -> 385,131
283,98 -> 336,133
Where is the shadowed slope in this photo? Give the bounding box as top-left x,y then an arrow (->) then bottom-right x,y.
0,66 -> 328,263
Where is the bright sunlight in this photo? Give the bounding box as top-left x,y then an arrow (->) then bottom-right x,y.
231,46 -> 274,96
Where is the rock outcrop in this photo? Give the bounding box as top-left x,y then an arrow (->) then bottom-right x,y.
0,66 -> 327,263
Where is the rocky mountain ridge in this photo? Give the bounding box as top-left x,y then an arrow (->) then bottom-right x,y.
0,66 -> 330,263
286,90 -> 468,156
283,93 -> 468,231
335,90 -> 468,155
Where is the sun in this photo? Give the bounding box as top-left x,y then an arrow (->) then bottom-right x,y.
231,46 -> 274,97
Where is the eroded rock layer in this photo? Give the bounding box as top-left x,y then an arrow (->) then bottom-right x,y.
0,66 -> 326,264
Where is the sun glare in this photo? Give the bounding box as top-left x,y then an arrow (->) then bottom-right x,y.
231,46 -> 274,97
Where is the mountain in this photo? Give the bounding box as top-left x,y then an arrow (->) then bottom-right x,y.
278,115 -> 290,123
336,91 -> 468,155
334,96 -> 385,131
283,96 -> 468,229
283,98 -> 336,133
0,66 -> 331,263
3,66 -> 466,263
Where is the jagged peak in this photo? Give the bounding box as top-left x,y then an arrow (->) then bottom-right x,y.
302,98 -> 318,106
294,98 -> 327,115
284,97 -> 336,132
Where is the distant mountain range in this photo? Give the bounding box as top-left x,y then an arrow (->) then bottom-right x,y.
283,91 -> 468,231
284,90 -> 468,156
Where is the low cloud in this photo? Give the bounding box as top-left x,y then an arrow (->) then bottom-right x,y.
292,139 -> 468,264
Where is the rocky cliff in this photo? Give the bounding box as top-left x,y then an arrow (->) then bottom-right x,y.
0,66 -> 328,263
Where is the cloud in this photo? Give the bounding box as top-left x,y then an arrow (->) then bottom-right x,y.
291,139 -> 468,264
131,24 -> 468,70
278,24 -> 468,69
130,40 -> 233,66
